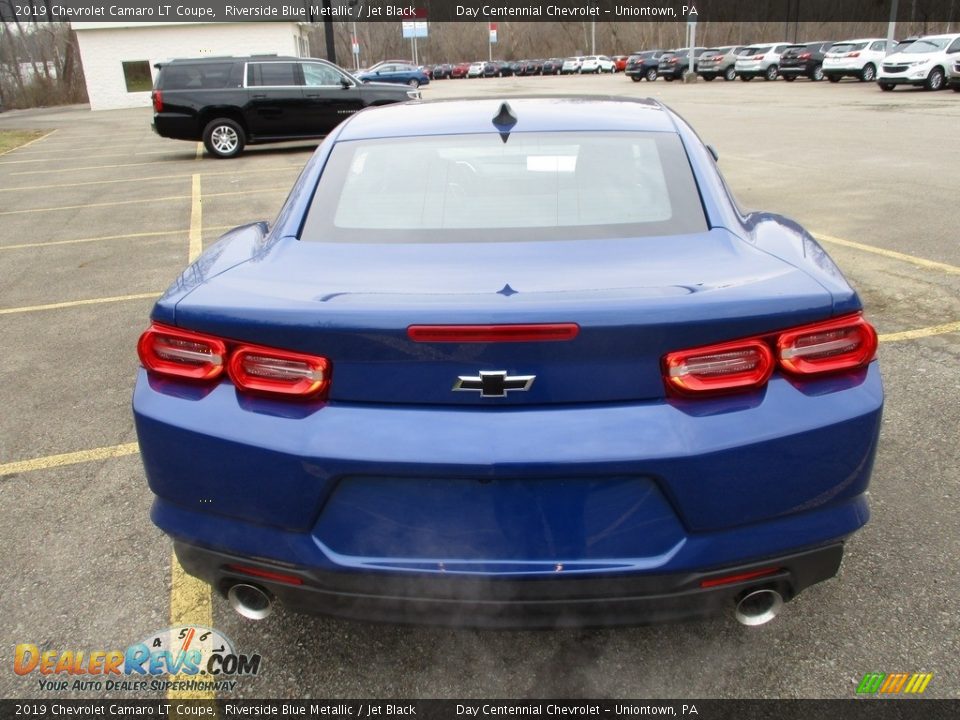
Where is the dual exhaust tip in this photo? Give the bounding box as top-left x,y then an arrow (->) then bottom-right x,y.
225,581 -> 784,626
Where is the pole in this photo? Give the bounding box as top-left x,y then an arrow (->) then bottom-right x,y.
591,21 -> 596,55
886,0 -> 898,54
352,21 -> 359,70
322,0 -> 336,64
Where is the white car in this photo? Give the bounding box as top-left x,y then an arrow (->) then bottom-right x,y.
561,57 -> 585,74
877,33 -> 960,91
467,62 -> 486,78
580,55 -> 616,73
823,38 -> 892,82
734,43 -> 791,81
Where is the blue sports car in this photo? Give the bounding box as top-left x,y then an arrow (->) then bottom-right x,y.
355,62 -> 430,88
134,98 -> 882,628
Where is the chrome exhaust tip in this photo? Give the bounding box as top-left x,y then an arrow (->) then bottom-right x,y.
227,583 -> 273,620
734,588 -> 784,626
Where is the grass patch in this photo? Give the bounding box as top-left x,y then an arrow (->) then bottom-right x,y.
0,130 -> 48,155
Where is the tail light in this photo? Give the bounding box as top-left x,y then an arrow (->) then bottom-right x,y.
151,90 -> 162,113
798,52 -> 811,60
662,313 -> 877,397
137,324 -> 226,381
137,323 -> 331,400
846,52 -> 861,58
228,345 -> 331,399
663,340 -> 774,396
777,315 -> 877,376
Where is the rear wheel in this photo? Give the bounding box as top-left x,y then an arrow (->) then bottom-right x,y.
924,67 -> 944,91
645,68 -> 658,81
879,82 -> 894,91
860,63 -> 876,82
811,64 -> 824,81
724,66 -> 736,81
702,75 -> 715,81
740,74 -> 752,82
202,118 -> 245,159
783,74 -> 796,82
631,75 -> 642,82
764,65 -> 779,81
827,74 -> 841,83
664,75 -> 674,82
407,78 -> 420,88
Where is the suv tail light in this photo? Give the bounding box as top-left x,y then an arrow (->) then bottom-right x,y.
777,315 -> 877,376
151,90 -> 163,113
137,324 -> 331,400
137,325 -> 226,381
228,345 -> 331,399
662,313 -> 877,397
846,52 -> 861,58
798,52 -> 811,60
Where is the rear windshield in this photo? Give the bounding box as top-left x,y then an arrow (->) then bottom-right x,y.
903,38 -> 949,52
830,42 -> 867,53
741,46 -> 771,56
159,62 -> 241,90
301,131 -> 707,243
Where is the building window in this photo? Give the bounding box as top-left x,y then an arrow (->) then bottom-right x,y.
122,60 -> 153,92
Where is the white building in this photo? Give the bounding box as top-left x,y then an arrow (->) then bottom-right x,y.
73,22 -> 310,111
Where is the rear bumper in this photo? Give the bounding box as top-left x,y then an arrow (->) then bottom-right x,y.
175,540 -> 845,627
153,114 -> 200,141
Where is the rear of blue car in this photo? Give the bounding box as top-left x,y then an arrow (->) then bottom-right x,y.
133,99 -> 882,627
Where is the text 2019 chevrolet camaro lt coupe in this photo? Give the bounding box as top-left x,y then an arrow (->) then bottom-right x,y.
134,98 -> 883,628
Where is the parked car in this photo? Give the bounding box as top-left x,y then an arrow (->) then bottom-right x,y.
625,50 -> 666,81
949,56 -> 960,90
356,62 -> 429,88
612,55 -> 629,72
697,46 -> 747,81
580,55 -> 616,73
823,38 -> 892,82
135,97 -> 883,628
658,48 -> 707,81
561,56 -> 585,74
150,56 -> 416,159
735,43 -> 791,81
483,61 -> 512,77
525,59 -> 544,75
778,41 -> 836,81
432,63 -> 453,80
877,34 -> 960,91
467,61 -> 486,78
450,62 -> 470,79
541,58 -> 564,75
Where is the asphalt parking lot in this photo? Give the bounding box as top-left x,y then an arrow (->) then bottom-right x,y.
1,74 -> 958,700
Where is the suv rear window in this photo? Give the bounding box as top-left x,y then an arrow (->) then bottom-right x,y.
830,43 -> 867,53
159,62 -> 240,90
301,132 -> 707,243
742,47 -> 771,56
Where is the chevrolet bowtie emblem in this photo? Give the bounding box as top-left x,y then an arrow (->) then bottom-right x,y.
453,370 -> 535,398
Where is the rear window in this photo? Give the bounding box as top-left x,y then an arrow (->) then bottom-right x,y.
830,43 -> 867,53
742,46 -> 771,56
159,62 -> 240,90
301,132 -> 707,243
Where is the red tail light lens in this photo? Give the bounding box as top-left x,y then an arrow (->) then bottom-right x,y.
777,315 -> 877,375
663,340 -> 774,396
798,52 -> 811,60
700,566 -> 781,589
228,345 -> 331,399
151,90 -> 162,113
137,324 -> 226,381
846,51 -> 860,58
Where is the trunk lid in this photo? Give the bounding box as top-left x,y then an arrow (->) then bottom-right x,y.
174,230 -> 834,406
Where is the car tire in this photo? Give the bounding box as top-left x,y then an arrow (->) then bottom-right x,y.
879,82 -> 894,91
740,75 -> 752,82
407,78 -> 420,88
702,75 -> 715,81
860,64 -> 876,82
202,118 -> 245,159
783,74 -> 796,82
631,75 -> 642,82
724,66 -> 736,81
764,65 -> 779,81
664,76 -> 674,82
645,68 -> 658,81
828,75 -> 841,83
924,67 -> 944,91
811,65 -> 824,81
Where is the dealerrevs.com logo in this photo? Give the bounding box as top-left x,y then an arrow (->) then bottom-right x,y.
856,672 -> 933,696
14,626 -> 261,694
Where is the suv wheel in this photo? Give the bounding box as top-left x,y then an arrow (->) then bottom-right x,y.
878,82 -> 894,91
645,68 -> 658,81
811,64 -> 824,81
740,74 -> 752,81
203,118 -> 245,159
407,78 -> 420,88
764,65 -> 779,81
924,67 -> 944,91
724,66 -> 736,81
860,63 -> 876,82
631,75 -> 642,82
828,74 -> 841,83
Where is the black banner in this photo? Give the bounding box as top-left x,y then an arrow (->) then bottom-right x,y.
0,700 -> 958,720
1,0 -> 959,23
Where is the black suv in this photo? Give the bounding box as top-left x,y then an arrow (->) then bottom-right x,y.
779,42 -> 836,81
625,50 -> 665,82
151,56 -> 417,158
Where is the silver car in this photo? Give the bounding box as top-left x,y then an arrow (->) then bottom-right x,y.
949,56 -> 960,91
697,46 -> 748,81
735,43 -> 791,81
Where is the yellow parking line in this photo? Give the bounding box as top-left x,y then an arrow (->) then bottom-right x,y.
0,165 -> 300,193
878,320 -> 960,343
12,160 -> 193,175
2,229 -> 187,251
814,233 -> 960,275
168,551 -> 216,701
0,148 -> 192,164
0,129 -> 58,157
0,442 -> 139,476
0,292 -> 158,315
189,175 -> 203,262
0,187 -> 288,216
196,143 -> 204,160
